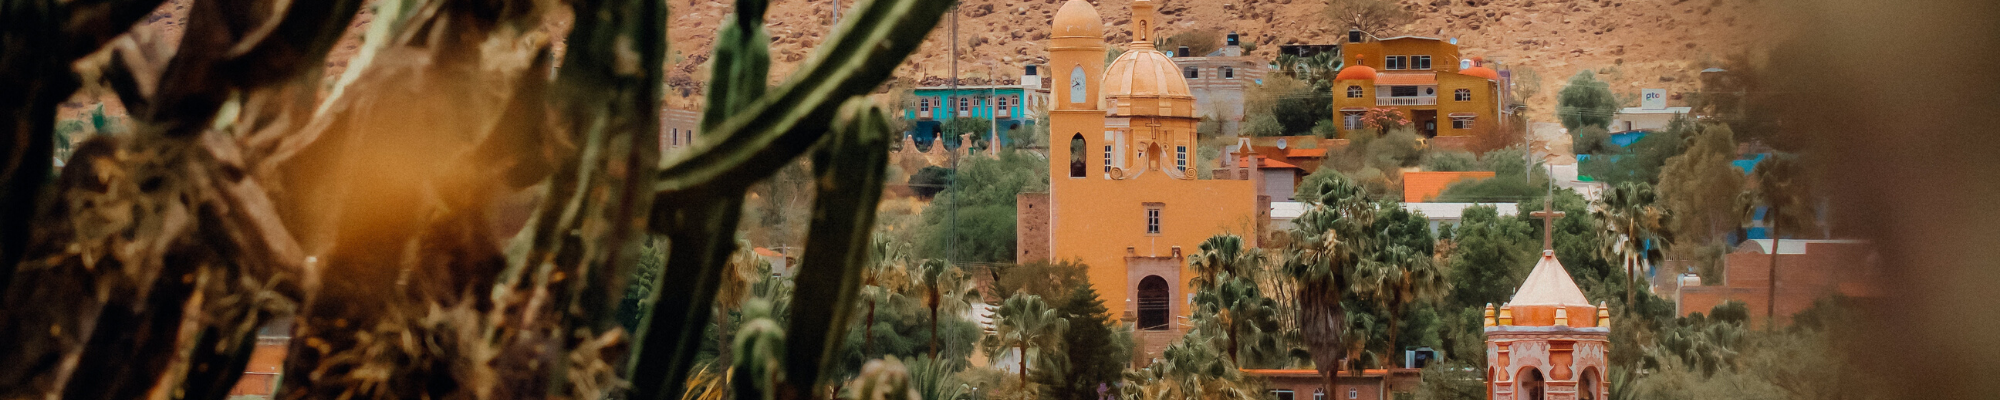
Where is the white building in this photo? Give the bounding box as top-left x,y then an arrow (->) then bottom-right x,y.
1610,88 -> 1689,132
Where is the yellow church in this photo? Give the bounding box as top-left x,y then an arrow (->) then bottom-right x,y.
1017,0 -> 1263,357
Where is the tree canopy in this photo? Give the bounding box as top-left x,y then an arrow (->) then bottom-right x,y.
1557,70 -> 1619,131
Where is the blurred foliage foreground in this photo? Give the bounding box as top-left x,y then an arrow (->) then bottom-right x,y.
0,0 -> 950,399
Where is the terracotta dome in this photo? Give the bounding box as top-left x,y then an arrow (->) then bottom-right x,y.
1051,0 -> 1103,39
1336,65 -> 1378,80
1505,250 -> 1601,327
1461,66 -> 1500,80
1100,0 -> 1191,114
1102,48 -> 1193,99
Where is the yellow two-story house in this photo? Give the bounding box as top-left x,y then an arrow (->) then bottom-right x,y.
1332,36 -> 1502,138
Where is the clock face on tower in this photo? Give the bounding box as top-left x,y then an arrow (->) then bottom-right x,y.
1070,65 -> 1087,104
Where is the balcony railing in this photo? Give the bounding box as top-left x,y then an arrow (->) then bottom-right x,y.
1378,96 -> 1437,106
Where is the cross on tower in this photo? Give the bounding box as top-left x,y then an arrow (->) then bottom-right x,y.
1530,196 -> 1565,252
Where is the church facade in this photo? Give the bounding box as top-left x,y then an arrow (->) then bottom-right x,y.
1018,0 -> 1262,359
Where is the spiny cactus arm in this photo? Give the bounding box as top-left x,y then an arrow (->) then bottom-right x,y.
629,195 -> 746,400
220,0 -> 368,89
0,0 -> 171,301
733,318 -> 788,400
782,99 -> 892,398
55,0 -> 172,60
700,0 -> 771,132
649,0 -> 950,198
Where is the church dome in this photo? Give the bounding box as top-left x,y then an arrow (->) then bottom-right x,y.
1100,0 -> 1192,115
1102,48 -> 1193,99
1052,0 -> 1103,39
1336,65 -> 1378,80
1460,66 -> 1500,80
1505,250 -> 1601,327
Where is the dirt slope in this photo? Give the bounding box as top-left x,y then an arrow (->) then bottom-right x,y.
666,0 -> 1792,119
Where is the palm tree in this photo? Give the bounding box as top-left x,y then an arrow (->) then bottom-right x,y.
1592,183 -> 1673,314
984,293 -> 1067,392
1192,271 -> 1283,367
1189,234 -> 1260,290
1739,154 -> 1816,330
863,237 -> 913,355
915,258 -> 979,359
1282,175 -> 1375,388
1349,244 -> 1449,367
714,240 -> 766,371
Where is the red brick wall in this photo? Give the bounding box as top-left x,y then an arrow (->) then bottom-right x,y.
1677,241 -> 1878,324
1252,373 -> 1389,400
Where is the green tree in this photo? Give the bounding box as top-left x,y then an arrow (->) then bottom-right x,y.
1577,118 -> 1690,185
916,151 -> 1049,262
1659,122 -> 1746,249
1046,281 -> 1129,400
984,293 -> 1068,391
1571,125 -> 1616,156
1282,173 -> 1374,388
1739,153 -> 1818,330
1351,243 -> 1450,367
1244,114 -> 1286,137
1558,70 -> 1619,131
943,116 -> 991,145
1414,361 -> 1488,400
1434,146 -> 1549,203
1423,150 -> 1479,172
1274,81 -> 1335,134
1592,183 -> 1674,314
915,259 -> 979,359
992,260 -> 1090,301
1444,206 -> 1536,309
909,166 -> 955,198
862,237 -> 916,355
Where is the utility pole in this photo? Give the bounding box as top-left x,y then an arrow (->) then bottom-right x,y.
990,65 -> 999,156
947,2 -> 958,266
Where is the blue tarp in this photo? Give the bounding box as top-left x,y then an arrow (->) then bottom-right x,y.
1732,153 -> 1768,175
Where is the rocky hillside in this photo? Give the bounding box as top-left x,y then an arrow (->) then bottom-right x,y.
81,0 -> 1791,123
667,0 -> 1793,120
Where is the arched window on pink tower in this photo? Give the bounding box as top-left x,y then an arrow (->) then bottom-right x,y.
1579,367 -> 1601,400
1070,134 -> 1088,178
1519,367 -> 1546,400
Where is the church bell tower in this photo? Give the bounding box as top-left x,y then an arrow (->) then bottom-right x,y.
1048,0 -> 1106,180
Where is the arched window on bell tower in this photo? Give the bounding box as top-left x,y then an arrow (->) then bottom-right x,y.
1520,367 -> 1546,400
1579,368 -> 1600,400
1070,134 -> 1087,178
1137,275 -> 1170,330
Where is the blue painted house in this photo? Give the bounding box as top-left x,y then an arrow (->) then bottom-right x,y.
903,66 -> 1050,148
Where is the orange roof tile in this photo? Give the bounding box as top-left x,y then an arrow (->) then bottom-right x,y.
1284,148 -> 1328,158
753,247 -> 784,258
1402,171 -> 1496,203
1241,369 -> 1389,378
1260,158 -> 1300,169
1375,72 -> 1437,86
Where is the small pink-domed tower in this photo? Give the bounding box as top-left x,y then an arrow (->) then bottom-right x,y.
1484,198 -> 1610,400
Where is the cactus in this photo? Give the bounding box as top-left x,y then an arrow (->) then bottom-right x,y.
0,0 -> 948,398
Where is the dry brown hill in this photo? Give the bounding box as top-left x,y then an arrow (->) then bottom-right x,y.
667,0 -> 1793,120
83,0 -> 1791,123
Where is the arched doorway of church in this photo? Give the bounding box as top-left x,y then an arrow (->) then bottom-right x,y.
1579,367 -> 1600,400
1137,275 -> 1170,330
1518,367 -> 1546,400
1070,134 -> 1087,177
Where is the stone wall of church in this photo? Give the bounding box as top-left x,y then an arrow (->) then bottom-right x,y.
1016,192 -> 1051,264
